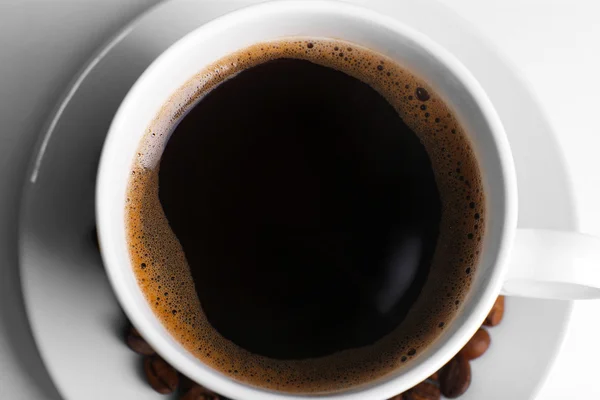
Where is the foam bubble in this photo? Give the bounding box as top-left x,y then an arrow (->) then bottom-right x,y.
125,38 -> 486,393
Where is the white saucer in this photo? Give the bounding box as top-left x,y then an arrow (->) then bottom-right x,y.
19,0 -> 576,399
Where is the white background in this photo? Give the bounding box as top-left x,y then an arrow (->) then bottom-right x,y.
0,0 -> 598,399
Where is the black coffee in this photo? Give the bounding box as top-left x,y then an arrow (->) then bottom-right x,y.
158,58 -> 442,360
126,39 -> 485,393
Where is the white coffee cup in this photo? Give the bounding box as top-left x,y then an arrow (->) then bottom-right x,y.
96,1 -> 600,399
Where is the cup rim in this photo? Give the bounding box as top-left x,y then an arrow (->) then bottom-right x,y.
96,1 -> 517,399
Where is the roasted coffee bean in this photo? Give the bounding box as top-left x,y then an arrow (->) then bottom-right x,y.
144,355 -> 179,394
429,372 -> 439,381
125,326 -> 155,356
180,384 -> 220,400
460,327 -> 491,360
179,375 -> 197,392
179,375 -> 220,399
405,381 -> 440,400
439,353 -> 471,398
484,296 -> 505,327
178,375 -> 220,399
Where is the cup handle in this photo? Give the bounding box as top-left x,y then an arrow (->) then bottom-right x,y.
502,228 -> 600,299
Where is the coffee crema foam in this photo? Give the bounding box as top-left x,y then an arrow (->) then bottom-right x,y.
125,38 -> 485,393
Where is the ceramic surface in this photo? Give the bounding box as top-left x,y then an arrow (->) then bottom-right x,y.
19,1 -> 575,399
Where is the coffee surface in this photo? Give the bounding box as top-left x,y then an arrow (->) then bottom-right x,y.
159,58 -> 441,360
126,39 -> 485,393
